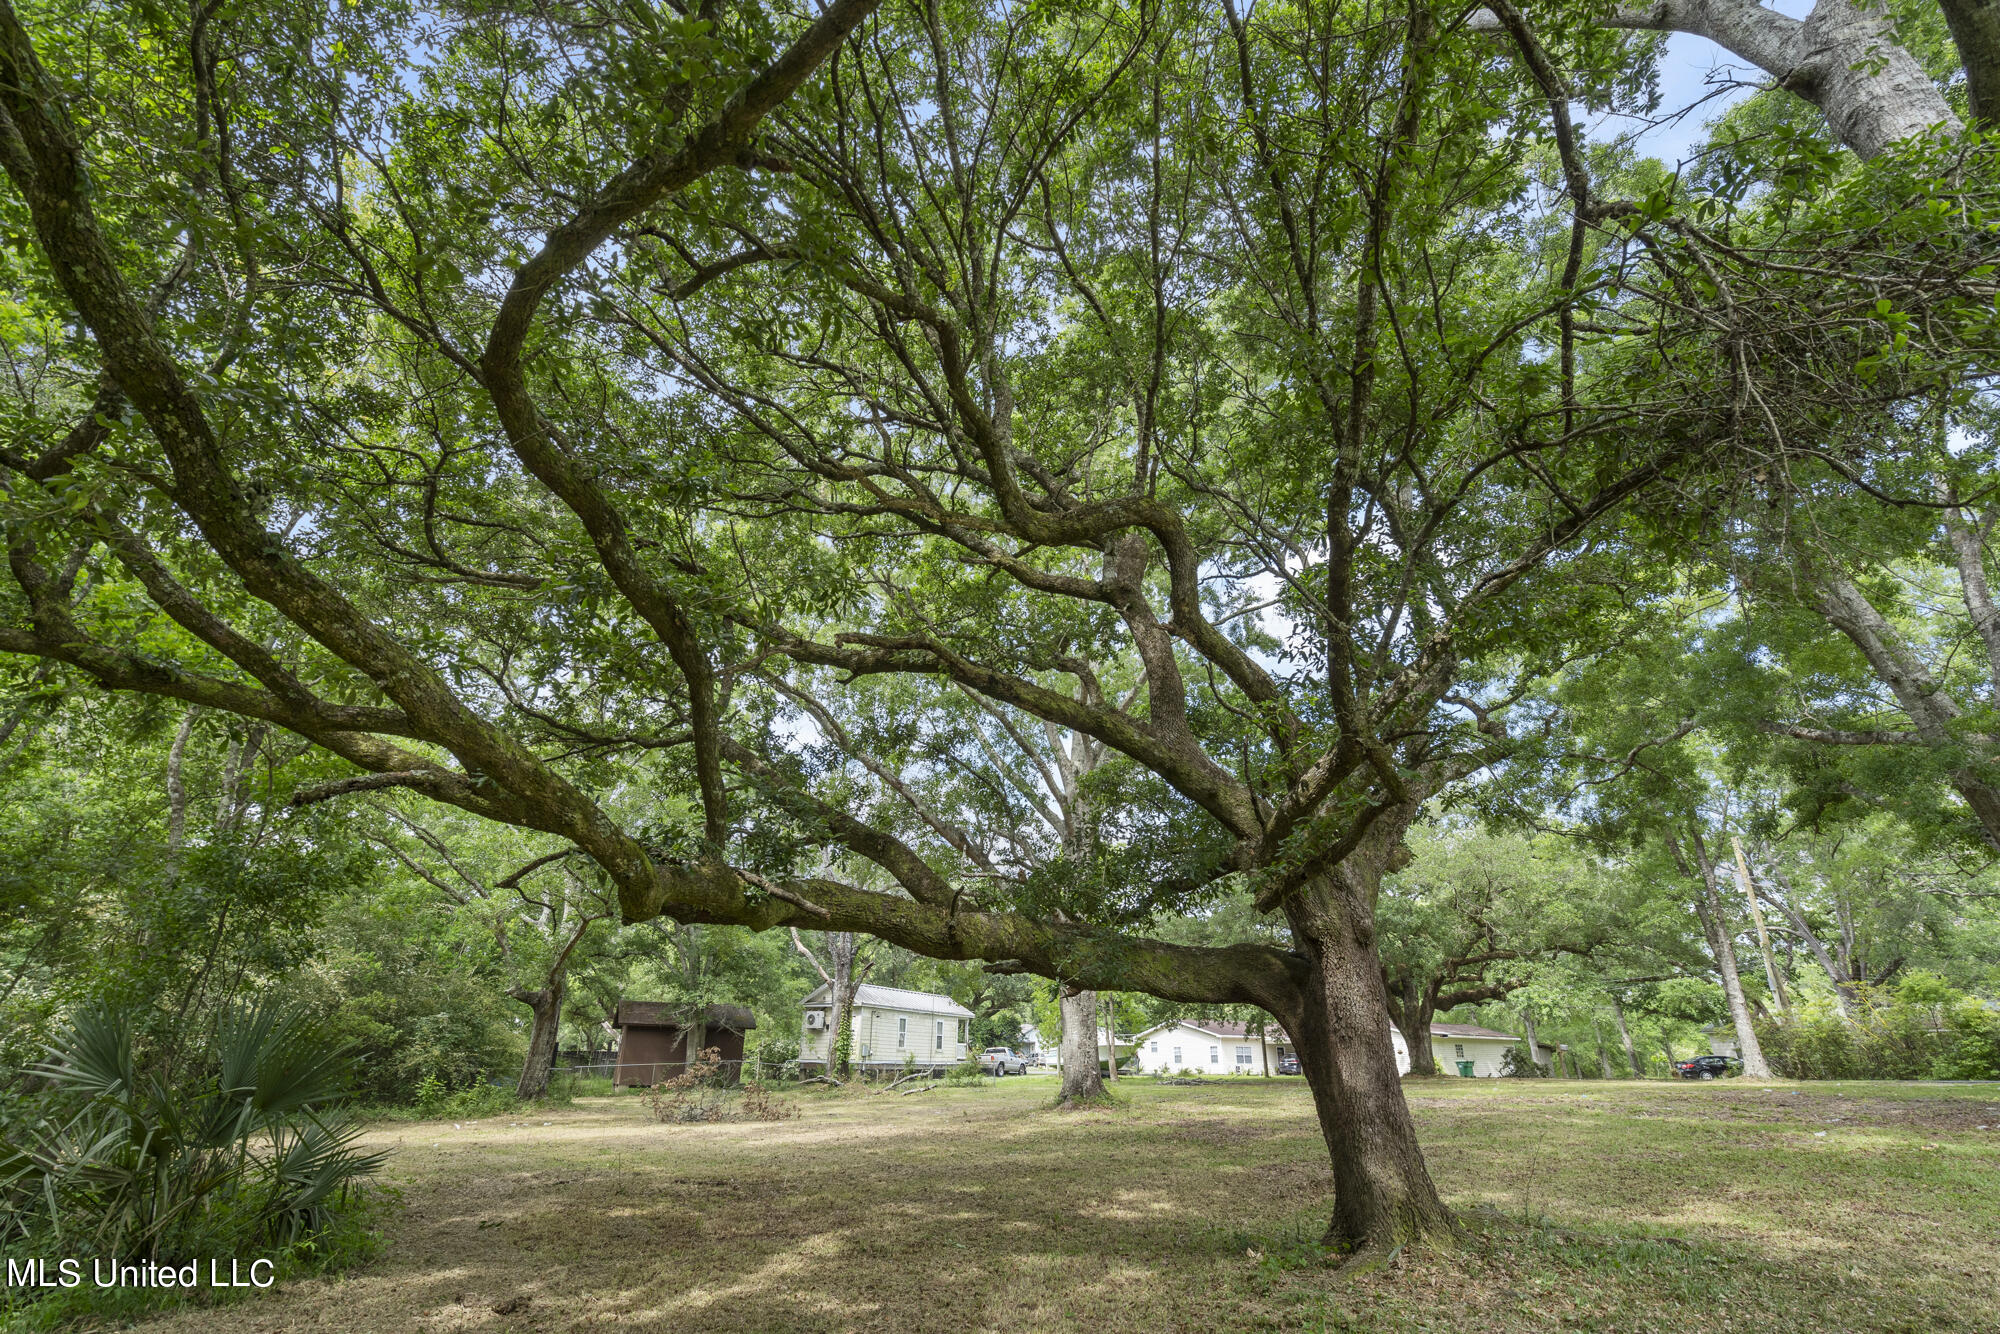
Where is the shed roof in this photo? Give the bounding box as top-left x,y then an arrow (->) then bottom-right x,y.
614,1001 -> 757,1031
1429,1022 -> 1518,1041
803,982 -> 975,1018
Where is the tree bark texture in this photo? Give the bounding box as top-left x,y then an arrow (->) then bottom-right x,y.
1057,986 -> 1107,1104
1284,850 -> 1455,1252
1941,0 -> 2000,129
1393,979 -> 1438,1077
512,974 -> 565,1099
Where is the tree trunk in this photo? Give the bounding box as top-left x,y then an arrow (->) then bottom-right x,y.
165,708 -> 196,871
1683,830 -> 1773,1079
1394,981 -> 1438,1076
687,1014 -> 709,1073
821,931 -> 863,1077
513,974 -> 565,1099
1730,836 -> 1787,1014
1056,986 -> 1107,1105
1612,996 -> 1642,1077
827,966 -> 852,1077
1521,1006 -> 1543,1072
1100,992 -> 1118,1079
1593,1023 -> 1613,1079
1942,0 -> 2000,129
1285,860 -> 1456,1254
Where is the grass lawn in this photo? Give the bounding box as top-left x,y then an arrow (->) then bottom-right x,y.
126,1075 -> 2000,1333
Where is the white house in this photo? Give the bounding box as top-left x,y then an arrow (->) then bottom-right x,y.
1397,1022 -> 1521,1077
1132,1019 -> 1293,1074
1051,1026 -> 1138,1073
799,983 -> 975,1073
1130,1016 -> 1520,1077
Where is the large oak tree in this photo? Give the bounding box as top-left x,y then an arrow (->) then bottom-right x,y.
2,0 -> 1989,1251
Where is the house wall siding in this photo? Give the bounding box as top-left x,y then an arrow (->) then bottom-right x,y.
1433,1037 -> 1513,1077
1133,1023 -> 1289,1074
1133,1024 -> 1515,1078
800,1005 -> 967,1068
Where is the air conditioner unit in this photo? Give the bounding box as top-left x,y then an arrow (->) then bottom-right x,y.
805,1011 -> 825,1030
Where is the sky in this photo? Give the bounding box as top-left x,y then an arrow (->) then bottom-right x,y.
1617,1 -> 1818,166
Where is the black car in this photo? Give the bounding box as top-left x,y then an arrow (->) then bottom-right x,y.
1276,1054 -> 1302,1076
1672,1054 -> 1737,1080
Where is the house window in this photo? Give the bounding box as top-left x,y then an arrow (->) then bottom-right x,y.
1236,1046 -> 1252,1066
1454,1044 -> 1465,1059
1209,1046 -> 1220,1065
935,1020 -> 945,1051
1172,1046 -> 1181,1064
898,1017 -> 907,1049
1149,1040 -> 1158,1053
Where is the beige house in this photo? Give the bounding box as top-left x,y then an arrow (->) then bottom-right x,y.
799,982 -> 974,1073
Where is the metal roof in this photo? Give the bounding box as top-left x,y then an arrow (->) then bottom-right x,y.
614,1001 -> 757,1031
1134,1018 -> 1290,1042
802,982 -> 975,1018
1428,1022 -> 1519,1041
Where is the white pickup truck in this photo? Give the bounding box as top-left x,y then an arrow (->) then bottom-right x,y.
978,1047 -> 1028,1076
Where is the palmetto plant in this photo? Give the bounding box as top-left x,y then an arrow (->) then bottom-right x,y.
0,1001 -> 385,1261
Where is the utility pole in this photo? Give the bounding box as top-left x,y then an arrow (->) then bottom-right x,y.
1731,835 -> 1787,1014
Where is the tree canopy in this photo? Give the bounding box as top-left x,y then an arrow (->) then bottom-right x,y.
6,0 -> 2000,1253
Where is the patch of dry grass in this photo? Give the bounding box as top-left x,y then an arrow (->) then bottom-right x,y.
119,1077 -> 2000,1333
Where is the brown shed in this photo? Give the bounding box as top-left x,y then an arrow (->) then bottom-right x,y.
612,1001 -> 757,1086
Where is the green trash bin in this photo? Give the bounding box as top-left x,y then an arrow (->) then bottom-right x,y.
1456,1060 -> 1475,1077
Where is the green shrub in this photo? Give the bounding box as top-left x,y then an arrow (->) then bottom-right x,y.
0,1000 -> 388,1326
1756,992 -> 1999,1080
403,1069 -> 519,1119
753,1034 -> 801,1071
1933,1000 -> 2000,1080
